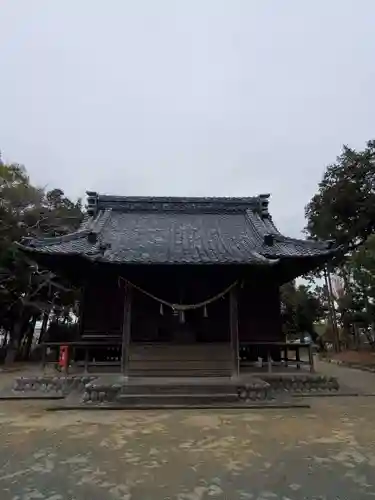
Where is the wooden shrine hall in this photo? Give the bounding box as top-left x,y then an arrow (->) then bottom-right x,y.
19,192 -> 337,378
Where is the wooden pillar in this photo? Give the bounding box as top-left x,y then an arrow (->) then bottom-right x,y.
230,285 -> 239,378
284,345 -> 288,367
41,344 -> 46,372
308,343 -> 315,373
84,347 -> 89,374
296,345 -> 301,369
77,285 -> 86,340
267,349 -> 272,373
121,282 -> 132,378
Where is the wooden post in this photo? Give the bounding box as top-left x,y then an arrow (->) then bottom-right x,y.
308,343 -> 315,373
121,282 -> 132,378
230,285 -> 239,378
84,347 -> 89,374
64,346 -> 69,376
41,344 -> 46,372
284,345 -> 288,368
267,349 -> 272,373
296,345 -> 301,369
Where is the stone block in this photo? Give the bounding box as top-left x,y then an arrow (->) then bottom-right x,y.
248,391 -> 257,400
239,389 -> 247,400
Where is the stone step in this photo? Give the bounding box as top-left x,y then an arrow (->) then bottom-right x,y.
128,360 -> 233,369
129,344 -> 231,361
119,383 -> 237,395
115,393 -> 239,406
128,369 -> 233,377
52,400 -> 309,411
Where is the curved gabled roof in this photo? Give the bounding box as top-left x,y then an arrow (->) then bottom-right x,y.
18,193 -> 337,265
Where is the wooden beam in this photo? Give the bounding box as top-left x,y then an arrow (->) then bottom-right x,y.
121,283 -> 132,377
230,285 -> 239,378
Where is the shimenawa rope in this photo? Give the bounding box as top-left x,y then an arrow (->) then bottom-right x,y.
118,277 -> 238,312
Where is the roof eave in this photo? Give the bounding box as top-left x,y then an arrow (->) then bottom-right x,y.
15,242 -> 281,266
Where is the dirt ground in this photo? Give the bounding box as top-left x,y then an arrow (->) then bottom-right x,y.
331,349 -> 375,367
0,361 -> 375,500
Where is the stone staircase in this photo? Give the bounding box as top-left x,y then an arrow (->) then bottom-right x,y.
128,343 -> 233,378
116,378 -> 240,406
82,375 -> 272,408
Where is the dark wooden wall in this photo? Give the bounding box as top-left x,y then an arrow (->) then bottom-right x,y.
129,268 -> 231,343
238,277 -> 282,342
81,274 -> 124,338
80,265 -> 282,344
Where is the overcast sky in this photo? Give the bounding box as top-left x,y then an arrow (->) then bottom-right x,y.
0,1 -> 374,237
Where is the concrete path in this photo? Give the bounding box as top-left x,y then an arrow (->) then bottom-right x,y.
316,357 -> 375,394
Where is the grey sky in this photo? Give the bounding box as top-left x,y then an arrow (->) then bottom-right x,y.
0,1 -> 374,238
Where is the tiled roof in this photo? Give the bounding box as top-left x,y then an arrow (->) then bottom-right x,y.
18,194 -> 336,265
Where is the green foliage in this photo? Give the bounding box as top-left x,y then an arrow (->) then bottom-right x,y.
0,153 -> 83,361
281,281 -> 324,340
305,139 -> 375,346
349,235 -> 375,301
338,235 -> 375,336
305,140 -> 375,250
45,321 -> 79,343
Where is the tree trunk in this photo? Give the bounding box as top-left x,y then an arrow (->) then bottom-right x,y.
340,264 -> 351,293
5,320 -> 24,364
363,295 -> 375,349
324,266 -> 340,352
1,331 -> 8,348
4,311 -> 31,364
339,265 -> 352,347
37,310 -> 49,344
353,323 -> 360,350
363,328 -> 375,349
22,316 -> 37,361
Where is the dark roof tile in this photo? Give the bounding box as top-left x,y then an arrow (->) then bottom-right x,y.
19,194 -> 337,265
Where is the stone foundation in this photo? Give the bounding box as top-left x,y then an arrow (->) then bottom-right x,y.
82,382 -> 121,403
236,378 -> 272,402
82,374 -> 339,405
261,374 -> 339,395
13,375 -> 97,395
12,373 -> 339,405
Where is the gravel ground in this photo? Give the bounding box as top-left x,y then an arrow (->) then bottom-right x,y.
0,361 -> 374,499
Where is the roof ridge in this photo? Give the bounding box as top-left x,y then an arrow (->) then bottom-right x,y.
244,209 -> 269,244
87,208 -> 112,233
95,194 -> 269,201
86,192 -> 271,215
